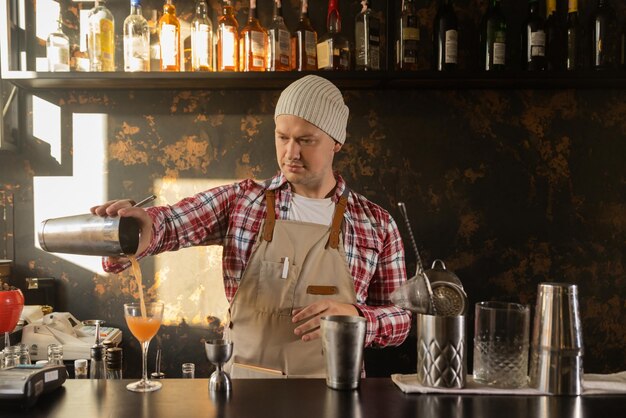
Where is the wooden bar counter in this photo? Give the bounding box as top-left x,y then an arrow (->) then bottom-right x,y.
3,378 -> 626,418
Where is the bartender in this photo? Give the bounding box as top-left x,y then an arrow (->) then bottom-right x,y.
93,75 -> 411,378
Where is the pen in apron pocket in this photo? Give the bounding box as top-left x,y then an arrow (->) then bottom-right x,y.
282,257 -> 289,279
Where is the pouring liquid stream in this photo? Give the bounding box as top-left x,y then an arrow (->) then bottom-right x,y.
129,255 -> 147,318
126,195 -> 156,319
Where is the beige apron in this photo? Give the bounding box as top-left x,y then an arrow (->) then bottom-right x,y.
225,189 -> 357,378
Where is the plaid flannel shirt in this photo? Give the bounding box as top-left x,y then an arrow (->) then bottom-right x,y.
104,173 -> 411,347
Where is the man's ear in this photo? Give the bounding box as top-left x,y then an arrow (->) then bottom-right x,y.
333,141 -> 343,153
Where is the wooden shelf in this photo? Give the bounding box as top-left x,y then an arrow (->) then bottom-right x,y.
2,70 -> 626,91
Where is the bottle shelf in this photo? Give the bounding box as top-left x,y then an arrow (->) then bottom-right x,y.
2,69 -> 626,91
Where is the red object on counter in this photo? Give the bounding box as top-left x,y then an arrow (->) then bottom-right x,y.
0,289 -> 24,333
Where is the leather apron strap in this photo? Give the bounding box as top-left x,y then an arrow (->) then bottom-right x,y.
263,190 -> 276,242
263,188 -> 349,249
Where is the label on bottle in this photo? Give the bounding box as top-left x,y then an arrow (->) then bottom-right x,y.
47,45 -> 70,72
220,28 -> 236,67
251,30 -> 265,67
305,31 -> 316,65
405,16 -> 419,40
316,39 -> 331,69
192,24 -> 211,69
161,24 -> 178,66
356,22 -> 366,66
530,30 -> 546,57
445,30 -> 458,64
100,19 -> 115,70
493,42 -> 505,65
125,36 -> 149,71
371,46 -> 380,70
278,28 -> 291,65
403,27 -> 419,42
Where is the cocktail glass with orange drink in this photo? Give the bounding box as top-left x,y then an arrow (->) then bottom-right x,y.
124,302 -> 164,392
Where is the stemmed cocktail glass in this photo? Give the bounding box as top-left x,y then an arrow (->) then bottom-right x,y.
124,302 -> 164,392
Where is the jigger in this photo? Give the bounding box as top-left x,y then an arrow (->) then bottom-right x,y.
205,339 -> 233,392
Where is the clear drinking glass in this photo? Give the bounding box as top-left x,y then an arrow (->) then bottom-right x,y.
124,302 -> 164,392
473,301 -> 530,388
181,362 -> 195,378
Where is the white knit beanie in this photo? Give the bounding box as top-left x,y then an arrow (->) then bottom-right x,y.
274,75 -> 349,145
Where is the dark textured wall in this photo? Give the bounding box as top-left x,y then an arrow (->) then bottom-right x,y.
1,0 -> 625,378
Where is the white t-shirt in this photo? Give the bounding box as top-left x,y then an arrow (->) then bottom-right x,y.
287,193 -> 335,226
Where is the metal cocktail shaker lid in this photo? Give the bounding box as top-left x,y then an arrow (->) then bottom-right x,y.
38,214 -> 140,257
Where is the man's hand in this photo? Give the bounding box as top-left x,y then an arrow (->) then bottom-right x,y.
90,199 -> 153,256
292,300 -> 360,342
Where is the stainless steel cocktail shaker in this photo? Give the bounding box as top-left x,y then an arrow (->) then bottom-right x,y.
529,282 -> 584,395
38,214 -> 140,256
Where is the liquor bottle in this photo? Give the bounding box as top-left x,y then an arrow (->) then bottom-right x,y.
267,0 -> 291,71
123,0 -> 150,72
433,0 -> 458,71
590,0 -> 616,70
566,0 -> 581,70
47,14 -> 70,72
316,0 -> 351,71
355,0 -> 381,71
183,34 -> 193,71
148,10 -> 161,71
545,0 -> 563,70
521,0 -> 546,71
480,0 -> 506,71
239,0 -> 267,72
87,0 -> 115,71
396,0 -> 419,71
293,0 -> 317,71
191,0 -> 213,71
217,0 -> 239,71
158,0 -> 180,71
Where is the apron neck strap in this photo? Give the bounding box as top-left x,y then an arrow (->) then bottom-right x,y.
327,189 -> 349,249
262,188 -> 349,248
262,190 -> 276,242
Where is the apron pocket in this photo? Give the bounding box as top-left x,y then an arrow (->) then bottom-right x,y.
257,260 -> 299,313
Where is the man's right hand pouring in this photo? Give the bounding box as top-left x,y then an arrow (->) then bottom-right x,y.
90,199 -> 153,257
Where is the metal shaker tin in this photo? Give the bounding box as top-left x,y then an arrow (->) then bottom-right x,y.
38,214 -> 140,256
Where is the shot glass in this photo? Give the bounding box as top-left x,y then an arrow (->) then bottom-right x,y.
182,362 -> 195,379
473,301 -> 530,388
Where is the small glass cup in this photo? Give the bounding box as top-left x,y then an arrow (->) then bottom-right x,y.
473,301 -> 530,388
47,343 -> 64,365
18,343 -> 31,365
181,362 -> 195,378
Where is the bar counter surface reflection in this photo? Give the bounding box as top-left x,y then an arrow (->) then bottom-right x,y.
3,378 -> 624,418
